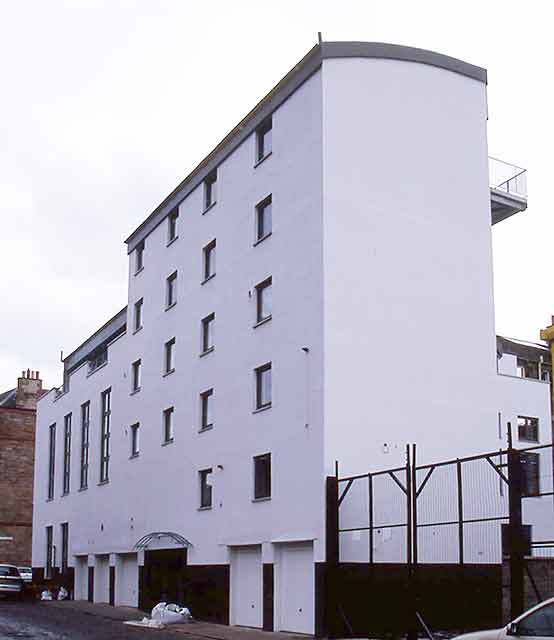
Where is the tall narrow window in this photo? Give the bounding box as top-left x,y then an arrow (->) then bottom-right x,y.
132,359 -> 142,392
135,241 -> 144,273
201,313 -> 215,353
60,523 -> 69,573
80,402 -> 90,490
256,117 -> 272,162
163,407 -> 174,443
254,453 -> 271,499
256,195 -> 272,241
45,526 -> 53,579
203,239 -> 216,282
100,388 -> 111,483
164,338 -> 175,374
518,416 -> 539,443
200,388 -> 214,430
47,423 -> 56,500
63,413 -> 72,495
168,208 -> 179,243
166,271 -> 177,308
134,298 -> 143,332
255,277 -> 272,323
255,362 -> 272,410
521,452 -> 540,497
130,423 -> 140,457
204,169 -> 217,211
199,468 -> 213,508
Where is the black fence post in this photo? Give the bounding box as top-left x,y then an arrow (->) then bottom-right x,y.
406,445 -> 418,640
507,423 -> 525,620
324,474 -> 340,638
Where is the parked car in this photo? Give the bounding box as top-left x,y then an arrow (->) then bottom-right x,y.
0,564 -> 25,599
454,597 -> 554,640
17,566 -> 32,583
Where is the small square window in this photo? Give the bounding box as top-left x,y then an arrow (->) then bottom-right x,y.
130,423 -> 140,457
256,118 -> 272,162
521,452 -> 540,497
518,416 -> 539,442
256,195 -> 272,242
199,468 -> 213,508
131,359 -> 141,392
201,313 -> 215,353
166,271 -> 177,308
255,277 -> 272,323
135,242 -> 144,273
204,170 -> 217,211
200,388 -> 214,430
164,338 -> 175,374
163,407 -> 174,443
168,208 -> 179,243
134,298 -> 143,332
254,453 -> 271,499
203,240 -> 216,281
255,362 -> 272,410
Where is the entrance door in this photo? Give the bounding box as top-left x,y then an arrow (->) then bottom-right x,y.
142,549 -> 187,612
231,546 -> 262,628
277,542 -> 314,634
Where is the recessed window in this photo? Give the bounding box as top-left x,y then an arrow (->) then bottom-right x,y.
134,298 -> 143,332
163,406 -> 174,443
518,416 -> 539,442
255,277 -> 272,324
256,195 -> 272,242
255,362 -> 272,410
164,338 -> 175,374
166,271 -> 177,308
203,239 -> 216,281
62,413 -> 72,495
130,423 -> 140,457
204,170 -> 217,211
254,453 -> 271,499
80,402 -> 90,490
131,359 -> 142,392
47,423 -> 56,500
256,117 -> 272,162
135,241 -> 144,273
201,313 -> 215,353
45,526 -> 53,579
60,522 -> 69,574
199,468 -> 213,508
168,208 -> 179,243
521,452 -> 540,497
200,388 -> 214,430
100,388 -> 111,483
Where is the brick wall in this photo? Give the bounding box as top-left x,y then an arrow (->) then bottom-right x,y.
502,557 -> 554,622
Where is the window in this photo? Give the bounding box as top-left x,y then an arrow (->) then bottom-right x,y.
203,239 -> 216,281
199,468 -> 213,508
254,453 -> 271,499
88,346 -> 107,374
521,451 -> 540,497
166,271 -> 177,308
135,241 -> 144,273
62,413 -> 71,495
130,423 -> 140,457
134,298 -> 143,332
200,388 -> 214,430
132,359 -> 142,392
255,277 -> 272,323
201,313 -> 215,353
47,424 -> 56,500
163,407 -> 174,443
518,416 -> 539,442
256,195 -> 272,241
164,338 -> 175,374
255,362 -> 272,410
204,169 -> 217,210
80,402 -> 90,490
256,117 -> 272,162
60,523 -> 69,574
517,602 -> 554,637
100,388 -> 111,483
45,526 -> 53,579
168,208 -> 179,243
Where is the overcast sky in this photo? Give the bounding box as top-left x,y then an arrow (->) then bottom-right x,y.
0,0 -> 552,391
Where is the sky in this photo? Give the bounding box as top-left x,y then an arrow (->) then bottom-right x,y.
0,0 -> 552,391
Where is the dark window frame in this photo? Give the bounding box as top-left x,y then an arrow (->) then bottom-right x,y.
132,359 -> 142,392
256,195 -> 272,242
100,388 -> 111,483
62,413 -> 71,495
254,453 -> 271,499
47,423 -> 56,500
166,271 -> 177,308
255,362 -> 272,410
199,468 -> 213,508
164,337 -> 176,374
200,388 -> 214,430
204,170 -> 217,211
518,416 -> 539,443
134,298 -> 143,332
163,406 -> 174,443
80,402 -> 90,490
167,208 -> 179,243
203,239 -> 216,281
201,313 -> 215,353
45,526 -> 53,579
60,522 -> 69,573
255,277 -> 272,323
130,423 -> 140,457
256,117 -> 272,162
135,241 -> 144,273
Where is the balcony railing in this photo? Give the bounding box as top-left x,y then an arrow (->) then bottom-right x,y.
489,157 -> 527,199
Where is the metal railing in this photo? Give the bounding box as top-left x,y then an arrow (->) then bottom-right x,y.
489,157 -> 527,199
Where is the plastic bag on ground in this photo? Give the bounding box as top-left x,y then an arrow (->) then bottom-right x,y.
57,587 -> 68,600
41,590 -> 53,601
151,602 -> 192,624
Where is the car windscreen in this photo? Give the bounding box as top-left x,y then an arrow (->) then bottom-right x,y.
0,566 -> 20,577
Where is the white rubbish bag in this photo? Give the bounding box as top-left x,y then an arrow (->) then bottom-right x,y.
41,589 -> 53,601
151,602 -> 192,625
57,586 -> 69,600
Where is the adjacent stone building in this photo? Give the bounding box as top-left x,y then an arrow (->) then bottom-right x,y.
0,370 -> 43,565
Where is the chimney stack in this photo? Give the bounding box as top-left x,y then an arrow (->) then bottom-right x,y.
16,370 -> 43,410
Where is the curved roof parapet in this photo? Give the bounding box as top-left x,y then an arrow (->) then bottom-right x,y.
320,41 -> 487,84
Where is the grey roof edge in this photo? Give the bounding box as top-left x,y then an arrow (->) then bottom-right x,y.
63,306 -> 127,374
497,335 -> 549,360
124,41 -> 486,253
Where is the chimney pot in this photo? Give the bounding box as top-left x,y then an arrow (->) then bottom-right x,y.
26,368 -> 30,378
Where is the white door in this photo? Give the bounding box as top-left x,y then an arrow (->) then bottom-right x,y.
231,546 -> 262,628
277,542 -> 314,634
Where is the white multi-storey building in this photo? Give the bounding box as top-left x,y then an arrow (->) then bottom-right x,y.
32,41 -> 552,635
